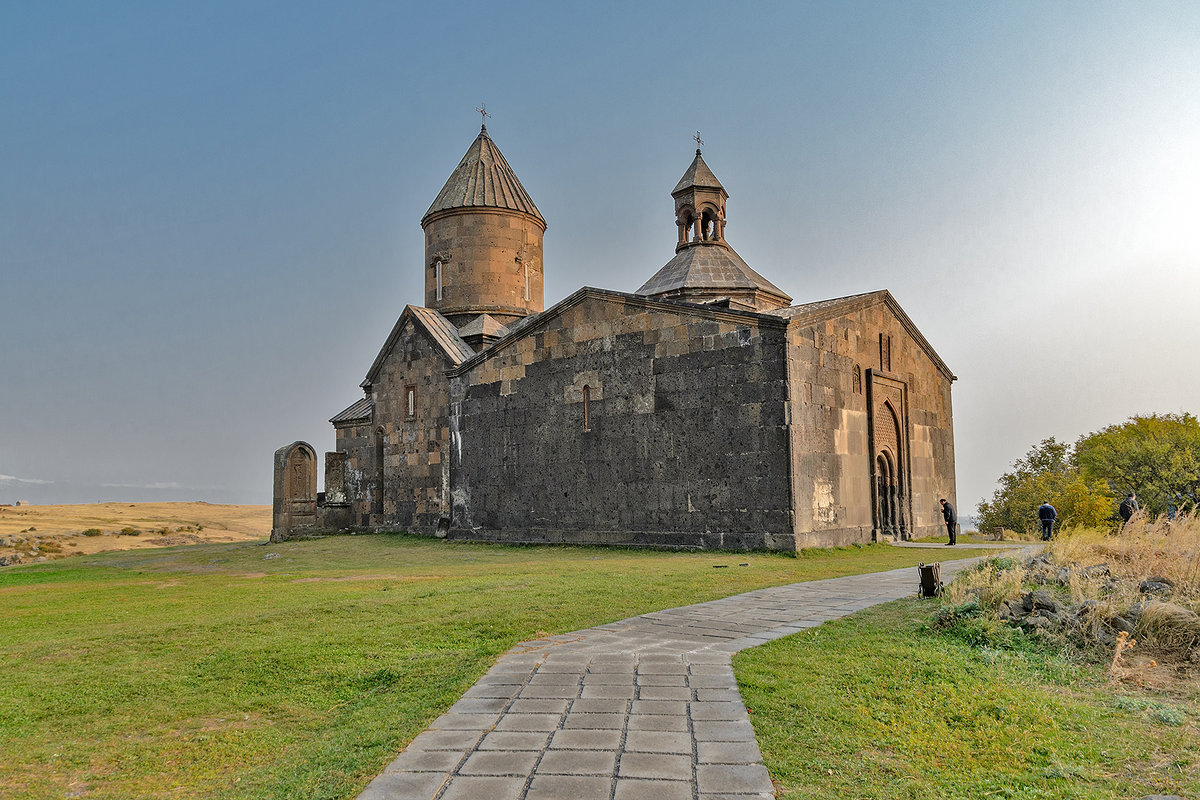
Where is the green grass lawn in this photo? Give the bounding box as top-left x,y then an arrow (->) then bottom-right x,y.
0,534 -> 992,800
735,600 -> 1200,799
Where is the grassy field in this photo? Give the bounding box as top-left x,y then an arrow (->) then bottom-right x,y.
0,502 -> 270,563
0,533 -> 994,800
736,600 -> 1200,799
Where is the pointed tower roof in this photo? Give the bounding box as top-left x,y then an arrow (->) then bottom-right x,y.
422,126 -> 544,224
672,149 -> 726,195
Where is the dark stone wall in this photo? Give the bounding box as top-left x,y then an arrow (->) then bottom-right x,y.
334,421 -> 372,525
448,294 -> 795,550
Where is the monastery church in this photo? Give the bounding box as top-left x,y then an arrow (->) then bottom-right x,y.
272,125 -> 957,550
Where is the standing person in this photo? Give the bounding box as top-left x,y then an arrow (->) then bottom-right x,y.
1118,492 -> 1139,524
1038,501 -> 1057,540
939,498 -> 957,546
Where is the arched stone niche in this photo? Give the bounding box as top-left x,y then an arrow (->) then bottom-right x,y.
271,441 -> 317,542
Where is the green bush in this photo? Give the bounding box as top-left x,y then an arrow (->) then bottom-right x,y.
81,528 -> 102,537
118,527 -> 140,536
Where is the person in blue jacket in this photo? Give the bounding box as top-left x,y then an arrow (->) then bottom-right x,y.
1037,501 -> 1057,540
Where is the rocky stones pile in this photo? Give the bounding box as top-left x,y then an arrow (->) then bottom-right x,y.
985,553 -> 1200,663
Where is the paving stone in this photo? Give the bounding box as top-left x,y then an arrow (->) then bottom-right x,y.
511,698 -> 571,714
561,712 -> 625,729
636,674 -> 688,686
582,672 -> 636,684
495,713 -> 562,732
696,739 -> 763,763
688,675 -> 737,689
439,775 -> 525,800
694,688 -> 742,702
405,729 -> 482,751
697,763 -> 773,794
529,671 -> 582,685
631,699 -> 686,715
623,730 -> 692,754
526,774 -> 613,800
477,731 -> 550,751
636,686 -> 692,701
548,728 -> 622,750
448,696 -> 510,714
581,684 -> 636,699
459,749 -> 541,776
535,748 -> 617,775
618,751 -> 693,780
613,777 -> 693,800
693,720 -> 758,741
381,748 -> 462,773
571,697 -> 630,713
521,685 -> 581,699
358,770 -> 446,800
626,713 -> 689,732
430,712 -> 501,730
691,701 -> 749,721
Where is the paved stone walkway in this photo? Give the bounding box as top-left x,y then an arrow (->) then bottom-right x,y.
359,557 -> 993,800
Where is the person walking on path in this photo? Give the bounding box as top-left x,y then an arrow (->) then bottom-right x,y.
1038,501 -> 1057,540
1118,492 -> 1139,524
939,498 -> 957,545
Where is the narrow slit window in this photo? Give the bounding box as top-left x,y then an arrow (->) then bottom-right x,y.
406,386 -> 416,418
435,260 -> 443,301
523,262 -> 530,301
583,385 -> 590,431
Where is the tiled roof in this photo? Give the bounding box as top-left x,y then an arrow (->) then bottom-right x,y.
330,397 -> 373,424
422,126 -> 544,224
409,306 -> 476,365
672,150 -> 725,195
636,242 -> 791,303
362,306 -> 475,387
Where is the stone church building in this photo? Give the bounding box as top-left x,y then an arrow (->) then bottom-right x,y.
272,126 -> 957,550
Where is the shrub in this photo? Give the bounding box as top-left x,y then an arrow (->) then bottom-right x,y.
118,527 -> 141,537
82,529 -> 102,537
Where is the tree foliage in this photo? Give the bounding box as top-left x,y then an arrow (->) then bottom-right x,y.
976,437 -> 1114,537
1074,413 -> 1200,516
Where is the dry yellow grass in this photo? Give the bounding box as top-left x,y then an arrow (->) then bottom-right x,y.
1048,512 -> 1200,601
0,502 -> 271,563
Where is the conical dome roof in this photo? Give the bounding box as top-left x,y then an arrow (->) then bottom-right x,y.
672,149 -> 726,195
422,126 -> 544,225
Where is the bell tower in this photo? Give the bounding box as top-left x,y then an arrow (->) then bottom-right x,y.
672,148 -> 728,251
420,125 -> 546,329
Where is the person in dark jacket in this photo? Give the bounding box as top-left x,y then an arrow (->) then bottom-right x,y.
939,498 -> 957,545
1118,493 -> 1139,524
1037,501 -> 1057,540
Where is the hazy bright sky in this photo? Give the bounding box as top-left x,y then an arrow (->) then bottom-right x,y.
2,1 -> 1198,515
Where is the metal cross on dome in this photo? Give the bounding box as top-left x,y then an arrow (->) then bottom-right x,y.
476,103 -> 492,127
693,131 -> 704,149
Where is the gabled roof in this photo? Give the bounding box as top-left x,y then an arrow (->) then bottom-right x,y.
636,242 -> 791,304
673,149 -> 726,195
329,397 -> 373,425
422,126 -> 545,225
765,290 -> 956,380
362,305 -> 475,387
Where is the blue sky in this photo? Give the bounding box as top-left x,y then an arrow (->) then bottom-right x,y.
2,1 -> 1198,512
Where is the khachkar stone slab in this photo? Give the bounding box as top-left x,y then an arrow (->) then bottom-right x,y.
271,441 -> 317,542
357,556 -> 1004,799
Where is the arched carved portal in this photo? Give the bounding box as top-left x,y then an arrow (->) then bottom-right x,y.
871,397 -> 908,541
